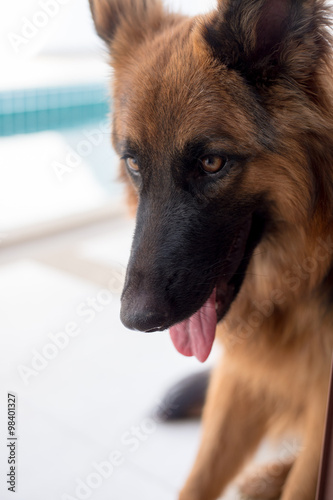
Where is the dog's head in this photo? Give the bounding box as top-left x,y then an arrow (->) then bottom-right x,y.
90,0 -> 332,361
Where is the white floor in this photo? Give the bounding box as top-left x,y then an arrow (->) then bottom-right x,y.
0,217 -> 288,500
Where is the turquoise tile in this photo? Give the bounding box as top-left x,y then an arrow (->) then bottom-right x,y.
0,83 -> 110,136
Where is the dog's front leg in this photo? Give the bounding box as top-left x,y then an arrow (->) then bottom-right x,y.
281,393 -> 326,500
179,359 -> 269,500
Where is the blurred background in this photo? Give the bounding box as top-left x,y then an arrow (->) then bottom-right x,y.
0,1 -> 285,499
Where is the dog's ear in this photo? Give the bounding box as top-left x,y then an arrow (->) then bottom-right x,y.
89,0 -> 165,57
202,0 -> 330,84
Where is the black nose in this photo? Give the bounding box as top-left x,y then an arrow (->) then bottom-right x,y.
120,293 -> 169,332
121,307 -> 168,332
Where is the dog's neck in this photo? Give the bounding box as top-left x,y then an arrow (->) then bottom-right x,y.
249,215 -> 333,304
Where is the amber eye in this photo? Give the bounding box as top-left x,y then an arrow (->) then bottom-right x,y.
200,155 -> 227,174
125,157 -> 139,173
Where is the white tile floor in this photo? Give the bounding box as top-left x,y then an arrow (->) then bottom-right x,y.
0,218 -> 285,500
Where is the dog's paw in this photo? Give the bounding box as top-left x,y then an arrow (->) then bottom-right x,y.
238,460 -> 294,500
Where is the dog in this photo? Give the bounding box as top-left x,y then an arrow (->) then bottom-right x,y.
89,0 -> 333,498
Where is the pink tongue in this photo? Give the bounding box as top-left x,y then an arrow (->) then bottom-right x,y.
169,289 -> 217,363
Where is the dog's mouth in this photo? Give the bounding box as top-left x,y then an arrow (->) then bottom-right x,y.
169,216 -> 260,362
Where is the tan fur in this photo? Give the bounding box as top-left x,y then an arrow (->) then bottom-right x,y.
89,0 -> 333,498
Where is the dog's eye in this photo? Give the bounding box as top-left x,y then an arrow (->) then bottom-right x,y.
200,155 -> 227,174
125,157 -> 140,173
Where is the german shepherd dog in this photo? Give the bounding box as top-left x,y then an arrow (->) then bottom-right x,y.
89,0 -> 333,498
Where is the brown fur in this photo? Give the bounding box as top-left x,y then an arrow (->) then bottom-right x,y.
90,0 -> 333,498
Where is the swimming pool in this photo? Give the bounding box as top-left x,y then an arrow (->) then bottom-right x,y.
0,83 -> 110,137
0,83 -> 123,238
